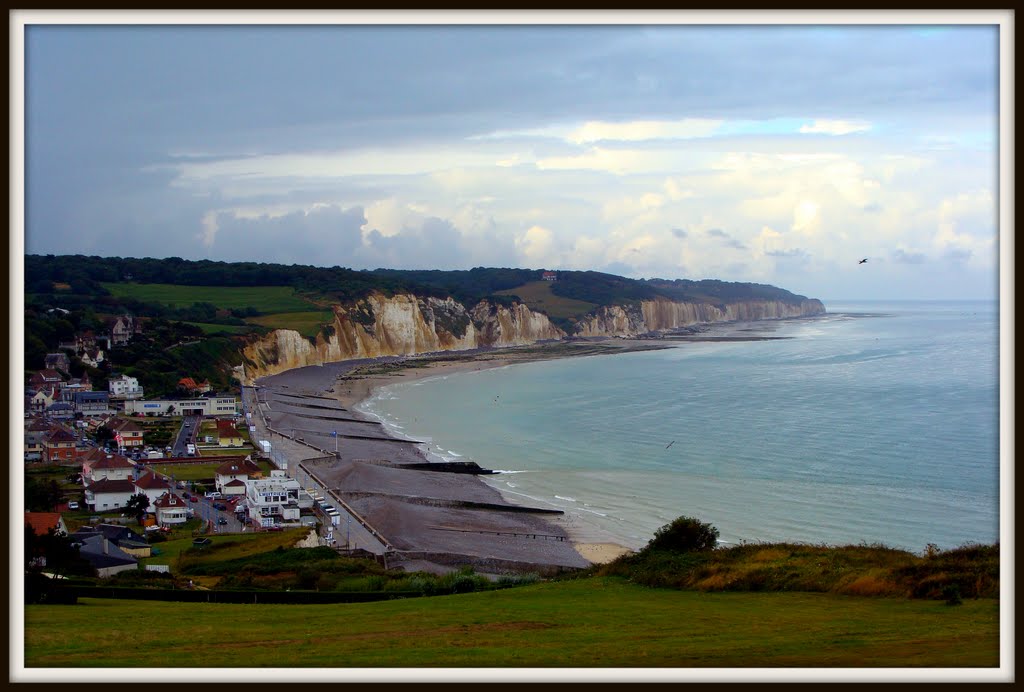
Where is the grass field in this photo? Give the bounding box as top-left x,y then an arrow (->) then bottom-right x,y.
496,281 -> 598,319
182,321 -> 256,335
244,310 -> 335,338
141,527 -> 309,567
142,459 -> 272,482
100,283 -> 318,313
23,578 -> 999,668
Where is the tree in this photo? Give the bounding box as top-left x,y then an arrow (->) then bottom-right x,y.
25,477 -> 64,512
644,516 -> 720,553
125,493 -> 151,523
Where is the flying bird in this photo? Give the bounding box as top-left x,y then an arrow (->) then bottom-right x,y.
665,440 -> 675,449
858,258 -> 869,264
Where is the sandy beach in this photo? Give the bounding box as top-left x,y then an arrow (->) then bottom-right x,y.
253,320 -> 802,573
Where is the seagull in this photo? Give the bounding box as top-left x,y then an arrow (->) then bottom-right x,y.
665,440 -> 675,450
858,258 -> 869,264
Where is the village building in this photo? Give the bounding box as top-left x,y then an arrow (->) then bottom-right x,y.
43,427 -> 79,463
216,419 -> 244,447
132,471 -> 174,510
107,417 -> 145,450
108,374 -> 144,401
124,396 -> 238,417
244,470 -> 310,529
44,352 -> 70,374
153,492 -> 190,527
84,477 -> 137,513
214,458 -> 262,496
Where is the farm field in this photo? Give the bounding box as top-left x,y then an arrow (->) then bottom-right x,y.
244,310 -> 335,337
495,280 -> 598,320
23,577 -> 999,668
100,283 -> 319,313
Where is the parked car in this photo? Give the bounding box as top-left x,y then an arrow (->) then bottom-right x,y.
189,496 -> 198,502
213,503 -> 227,511
67,501 -> 79,510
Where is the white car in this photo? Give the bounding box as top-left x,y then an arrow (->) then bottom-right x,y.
67,501 -> 79,510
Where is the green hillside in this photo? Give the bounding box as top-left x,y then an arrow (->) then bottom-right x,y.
495,280 -> 599,320
24,579 -> 999,667
101,282 -> 321,312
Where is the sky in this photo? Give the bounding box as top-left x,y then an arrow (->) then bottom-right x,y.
19,14 -> 1006,302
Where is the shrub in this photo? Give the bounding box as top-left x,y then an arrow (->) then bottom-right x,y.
644,516 -> 720,554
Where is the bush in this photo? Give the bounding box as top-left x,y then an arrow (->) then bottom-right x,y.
644,516 -> 720,554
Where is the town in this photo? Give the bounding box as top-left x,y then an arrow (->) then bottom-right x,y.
23,312 -> 335,581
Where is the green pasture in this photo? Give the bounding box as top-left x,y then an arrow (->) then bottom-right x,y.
100,283 -> 318,313
244,310 -> 335,338
182,321 -> 255,335
496,280 -> 598,319
141,527 -> 308,567
23,577 -> 999,668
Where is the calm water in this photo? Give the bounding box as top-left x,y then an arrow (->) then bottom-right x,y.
359,301 -> 1000,553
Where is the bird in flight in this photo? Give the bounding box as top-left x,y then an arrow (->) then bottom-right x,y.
858,258 -> 869,264
665,440 -> 675,450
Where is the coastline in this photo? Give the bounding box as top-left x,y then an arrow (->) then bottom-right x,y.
320,318 -> 804,564
252,316 -> 818,570
327,340 -> 666,564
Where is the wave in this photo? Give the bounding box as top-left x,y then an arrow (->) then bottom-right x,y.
554,495 -> 577,502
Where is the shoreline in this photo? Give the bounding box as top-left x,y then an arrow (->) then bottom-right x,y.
253,316 -> 820,569
319,319 -> 807,564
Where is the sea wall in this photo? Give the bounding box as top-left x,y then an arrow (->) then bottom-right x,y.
240,293 -> 826,382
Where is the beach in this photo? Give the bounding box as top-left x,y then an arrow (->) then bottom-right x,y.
251,320 -> 797,572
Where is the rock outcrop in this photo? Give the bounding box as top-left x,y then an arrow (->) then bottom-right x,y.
240,293 -> 826,382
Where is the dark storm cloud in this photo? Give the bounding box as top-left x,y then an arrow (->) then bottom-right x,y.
361,217 -> 473,271
204,205 -> 366,266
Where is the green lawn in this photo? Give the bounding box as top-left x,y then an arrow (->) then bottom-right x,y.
495,281 -> 598,320
100,283 -> 319,313
245,310 -> 335,338
23,578 -> 999,668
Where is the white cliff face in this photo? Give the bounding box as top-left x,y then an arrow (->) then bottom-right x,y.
240,293 -> 826,381
241,293 -> 565,381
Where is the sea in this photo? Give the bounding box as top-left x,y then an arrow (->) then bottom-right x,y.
358,300 -> 1001,554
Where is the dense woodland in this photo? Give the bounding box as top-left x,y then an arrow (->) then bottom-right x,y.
25,254 -> 813,310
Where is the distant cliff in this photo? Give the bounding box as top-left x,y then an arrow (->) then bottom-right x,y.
240,293 -> 826,382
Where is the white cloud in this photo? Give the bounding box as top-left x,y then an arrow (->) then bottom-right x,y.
799,119 -> 872,135
565,119 -> 723,144
516,225 -> 556,264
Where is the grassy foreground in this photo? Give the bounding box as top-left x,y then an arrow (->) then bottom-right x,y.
24,577 -> 998,668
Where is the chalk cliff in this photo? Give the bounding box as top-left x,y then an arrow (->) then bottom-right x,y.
240,293 -> 826,382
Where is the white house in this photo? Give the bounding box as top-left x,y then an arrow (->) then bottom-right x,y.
108,374 -> 144,401
214,458 -> 262,496
244,470 -> 305,529
84,477 -> 137,512
133,471 -> 174,510
153,492 -> 189,527
81,450 -> 136,484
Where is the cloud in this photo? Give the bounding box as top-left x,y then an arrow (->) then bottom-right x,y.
891,248 -> 926,264
670,228 -> 687,239
799,119 -> 871,135
516,225 -> 556,265
705,228 -> 746,249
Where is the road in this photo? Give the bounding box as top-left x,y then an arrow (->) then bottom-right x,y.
171,414 -> 202,457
